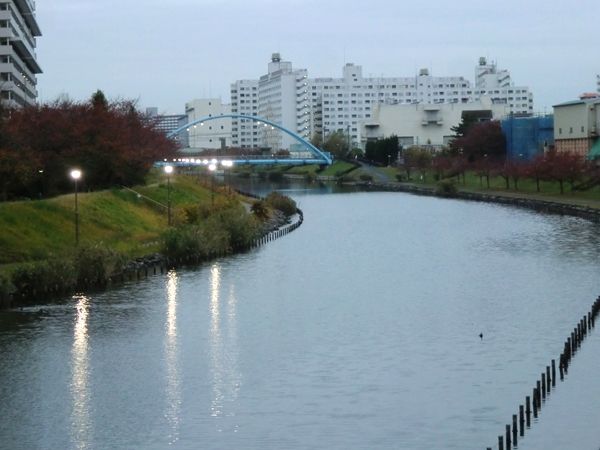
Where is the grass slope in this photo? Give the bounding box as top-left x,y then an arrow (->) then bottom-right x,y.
0,172 -> 217,266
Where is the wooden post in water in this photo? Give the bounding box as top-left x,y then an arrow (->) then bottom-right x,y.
546,366 -> 551,391
505,424 -> 511,448
551,360 -> 556,386
512,414 -> 518,444
498,436 -> 504,450
541,373 -> 546,399
519,405 -> 525,435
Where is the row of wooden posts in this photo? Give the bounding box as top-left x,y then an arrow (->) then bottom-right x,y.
487,296 -> 600,450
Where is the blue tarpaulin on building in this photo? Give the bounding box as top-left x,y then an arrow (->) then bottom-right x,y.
502,117 -> 554,160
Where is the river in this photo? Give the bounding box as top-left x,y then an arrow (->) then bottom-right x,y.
1,182 -> 600,449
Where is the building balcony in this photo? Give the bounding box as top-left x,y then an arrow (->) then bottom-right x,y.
13,0 -> 41,36
10,35 -> 41,74
421,117 -> 443,126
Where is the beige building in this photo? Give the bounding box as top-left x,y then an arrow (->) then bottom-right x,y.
358,95 -> 508,150
553,95 -> 600,157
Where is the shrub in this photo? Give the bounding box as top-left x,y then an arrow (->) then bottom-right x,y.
74,244 -> 128,282
251,200 -> 269,220
265,191 -> 297,217
435,179 -> 459,198
0,273 -> 15,297
160,223 -> 229,259
359,174 -> 373,181
395,174 -> 404,182
339,174 -> 355,182
11,259 -> 77,293
237,171 -> 251,179
258,171 -> 268,180
209,209 -> 261,249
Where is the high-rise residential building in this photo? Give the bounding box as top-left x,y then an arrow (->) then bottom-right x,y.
597,75 -> 600,96
230,79 -> 259,148
184,98 -> 231,150
0,0 -> 42,107
231,54 -> 310,150
231,55 -> 534,150
146,108 -> 188,146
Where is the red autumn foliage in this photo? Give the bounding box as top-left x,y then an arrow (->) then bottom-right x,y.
0,93 -> 180,200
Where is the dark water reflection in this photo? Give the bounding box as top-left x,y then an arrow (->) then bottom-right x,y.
2,185 -> 600,449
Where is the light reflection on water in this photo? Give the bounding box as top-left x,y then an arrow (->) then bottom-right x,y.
70,295 -> 93,449
209,263 -> 242,432
164,270 -> 181,445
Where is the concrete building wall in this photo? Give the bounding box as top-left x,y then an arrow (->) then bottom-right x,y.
358,96 -> 507,149
184,98 -> 231,150
0,0 -> 42,107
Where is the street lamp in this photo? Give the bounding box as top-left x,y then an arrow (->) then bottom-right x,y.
222,160 -> 233,194
70,170 -> 81,246
164,165 -> 173,226
208,163 -> 216,203
388,154 -> 391,166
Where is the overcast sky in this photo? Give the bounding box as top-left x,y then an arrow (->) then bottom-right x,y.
36,0 -> 598,115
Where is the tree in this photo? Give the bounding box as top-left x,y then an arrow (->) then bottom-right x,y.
450,112 -> 479,139
451,120 -> 506,161
322,130 -> 348,160
364,135 -> 399,166
544,151 -> 586,194
0,94 -> 180,200
473,157 -> 495,188
401,146 -> 421,180
415,150 -> 432,183
524,154 -> 548,192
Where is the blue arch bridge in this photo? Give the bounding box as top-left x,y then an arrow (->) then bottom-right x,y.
154,114 -> 332,168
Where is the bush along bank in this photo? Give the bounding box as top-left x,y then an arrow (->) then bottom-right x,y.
363,181 -> 600,224
1,191 -> 304,309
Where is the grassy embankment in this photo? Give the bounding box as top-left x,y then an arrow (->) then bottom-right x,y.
0,170 -> 226,274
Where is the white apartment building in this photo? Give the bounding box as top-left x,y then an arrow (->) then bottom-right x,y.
184,98 -> 231,150
597,75 -> 599,95
0,0 -> 42,107
230,79 -> 259,148
230,55 -> 533,150
316,59 -> 532,147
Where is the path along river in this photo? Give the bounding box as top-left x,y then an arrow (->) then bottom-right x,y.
1,181 -> 600,449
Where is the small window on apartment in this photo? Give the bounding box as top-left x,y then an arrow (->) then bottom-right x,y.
570,127 -> 573,133
582,126 -> 585,132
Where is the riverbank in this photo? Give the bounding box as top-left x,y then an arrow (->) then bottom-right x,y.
356,180 -> 600,223
0,174 -> 302,309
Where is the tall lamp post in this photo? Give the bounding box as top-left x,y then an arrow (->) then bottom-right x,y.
164,165 -> 173,226
208,163 -> 216,203
222,160 -> 233,195
70,170 -> 81,246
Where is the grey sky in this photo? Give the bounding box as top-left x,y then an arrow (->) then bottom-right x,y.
36,0 -> 598,115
